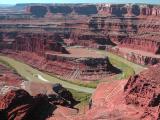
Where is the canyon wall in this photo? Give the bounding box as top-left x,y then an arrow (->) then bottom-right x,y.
1,3 -> 160,66
0,31 -> 119,81
0,32 -> 68,55
74,64 -> 160,120
0,88 -> 77,120
124,64 -> 160,119
27,4 -> 98,17
0,64 -> 77,120
98,4 -> 160,16
26,4 -> 160,18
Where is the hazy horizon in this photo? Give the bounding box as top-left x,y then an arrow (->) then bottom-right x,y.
0,0 -> 159,5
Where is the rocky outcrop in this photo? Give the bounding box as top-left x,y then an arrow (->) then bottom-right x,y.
98,4 -> 160,16
0,89 -> 32,110
0,64 -> 24,96
120,35 -> 160,54
0,87 -> 77,120
124,64 -> 160,120
108,47 -> 160,65
0,89 -> 56,120
74,5 -> 98,15
26,4 -> 160,18
30,6 -> 48,18
27,4 -> 98,17
0,32 -> 69,55
51,83 -> 77,107
49,5 -> 73,15
74,80 -> 138,120
74,64 -> 160,120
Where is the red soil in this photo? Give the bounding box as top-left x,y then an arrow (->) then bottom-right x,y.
47,47 -> 105,59
74,80 -> 144,120
74,64 -> 160,120
0,64 -> 23,98
3,50 -> 118,81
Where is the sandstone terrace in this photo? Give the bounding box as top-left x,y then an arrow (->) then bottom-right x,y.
46,47 -> 105,59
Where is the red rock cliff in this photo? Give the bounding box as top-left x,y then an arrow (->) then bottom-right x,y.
124,64 -> 160,119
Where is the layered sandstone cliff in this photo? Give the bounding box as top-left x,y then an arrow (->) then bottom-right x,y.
0,89 -> 77,120
74,64 -> 160,120
26,4 -> 160,18
124,64 -> 160,119
0,72 -> 77,120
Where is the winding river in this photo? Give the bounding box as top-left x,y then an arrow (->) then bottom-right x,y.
0,55 -> 95,93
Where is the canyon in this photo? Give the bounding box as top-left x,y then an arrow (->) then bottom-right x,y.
0,31 -> 119,81
0,3 -> 160,120
0,59 -> 159,120
74,64 -> 160,120
1,3 -> 160,65
0,64 -> 78,120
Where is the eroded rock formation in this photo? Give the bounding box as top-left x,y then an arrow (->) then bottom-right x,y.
3,49 -> 119,81
0,62 -> 79,120
1,4 -> 160,67
74,64 -> 160,120
0,87 -> 77,120
124,64 -> 160,119
27,4 -> 98,17
0,29 -> 119,81
0,64 -> 24,97
85,5 -> 160,65
0,32 -> 69,54
0,89 -> 55,120
26,4 -> 160,18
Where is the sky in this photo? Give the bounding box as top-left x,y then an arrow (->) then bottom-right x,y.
0,0 -> 159,4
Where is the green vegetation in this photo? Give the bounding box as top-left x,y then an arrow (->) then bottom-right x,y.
108,57 -> 135,79
68,88 -> 91,103
0,52 -> 145,111
46,49 -> 145,88
68,88 -> 91,110
0,59 -> 18,74
95,50 -> 145,80
46,72 -> 99,88
107,52 -> 145,74
0,56 -> 92,110
0,59 -> 15,70
57,78 -> 99,88
0,49 -> 145,91
0,55 -> 94,93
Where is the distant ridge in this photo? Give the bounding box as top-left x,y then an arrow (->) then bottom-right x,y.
0,4 -> 14,7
